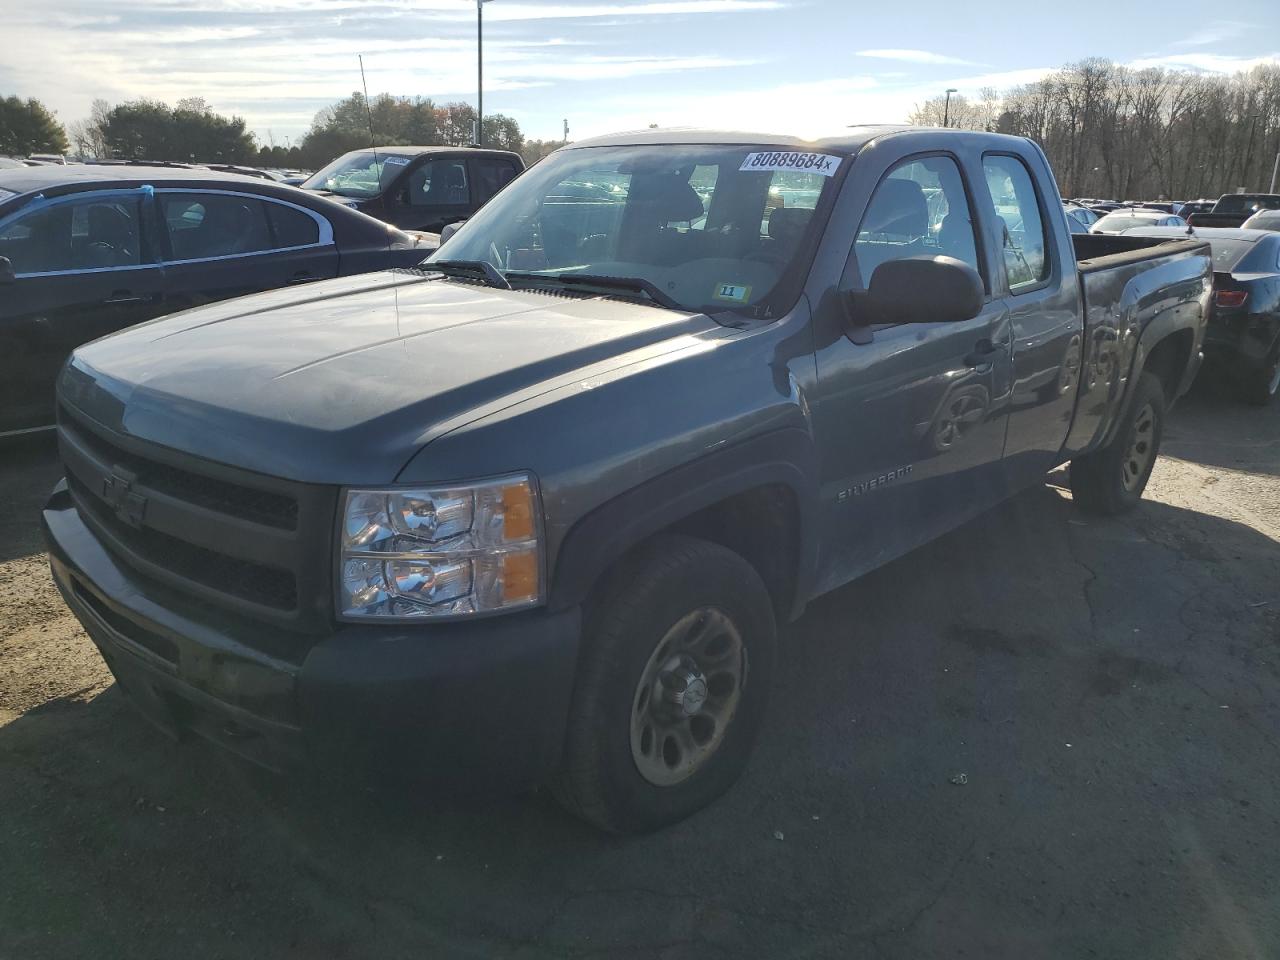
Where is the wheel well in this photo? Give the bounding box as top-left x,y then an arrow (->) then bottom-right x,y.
1141,329 -> 1193,404
589,484 -> 802,622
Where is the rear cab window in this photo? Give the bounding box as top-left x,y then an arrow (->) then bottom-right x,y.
982,154 -> 1051,292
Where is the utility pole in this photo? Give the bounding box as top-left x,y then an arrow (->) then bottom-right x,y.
942,88 -> 957,128
563,118 -> 569,144
476,0 -> 494,146
1270,147 -> 1280,194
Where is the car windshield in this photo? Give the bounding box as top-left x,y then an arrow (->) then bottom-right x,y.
302,151 -> 408,198
428,143 -> 845,314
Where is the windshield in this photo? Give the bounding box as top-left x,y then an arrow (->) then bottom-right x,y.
302,150 -> 408,198
428,143 -> 844,314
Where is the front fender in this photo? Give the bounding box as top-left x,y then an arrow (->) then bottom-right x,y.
549,427 -> 820,620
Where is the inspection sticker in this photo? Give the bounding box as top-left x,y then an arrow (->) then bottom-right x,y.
713,282 -> 752,303
382,156 -> 411,166
739,151 -> 841,177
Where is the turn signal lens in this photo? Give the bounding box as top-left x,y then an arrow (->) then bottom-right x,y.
1215,290 -> 1248,308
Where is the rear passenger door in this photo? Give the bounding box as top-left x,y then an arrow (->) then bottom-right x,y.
471,155 -> 521,207
811,152 -> 1015,593
156,190 -> 338,312
980,153 -> 1080,486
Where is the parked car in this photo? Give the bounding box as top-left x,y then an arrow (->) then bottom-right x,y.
27,153 -> 67,165
0,157 -> 25,169
301,146 -> 524,233
0,165 -> 436,436
1063,201 -> 1099,230
44,127 -> 1210,833
1124,225 -> 1280,404
1242,209 -> 1280,231
1139,201 -> 1180,214
1180,199 -> 1217,217
1091,209 -> 1186,234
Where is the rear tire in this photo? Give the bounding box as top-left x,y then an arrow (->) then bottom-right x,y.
552,535 -> 776,834
1240,344 -> 1280,406
1070,371 -> 1166,515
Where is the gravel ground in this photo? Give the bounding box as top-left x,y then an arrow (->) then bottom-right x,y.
1,379 -> 1278,959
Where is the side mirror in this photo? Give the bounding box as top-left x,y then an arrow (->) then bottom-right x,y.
846,256 -> 984,328
0,256 -> 15,285
438,221 -> 466,246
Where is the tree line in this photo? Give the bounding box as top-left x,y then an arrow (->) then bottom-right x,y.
910,59 -> 1280,200
2,92 -> 539,169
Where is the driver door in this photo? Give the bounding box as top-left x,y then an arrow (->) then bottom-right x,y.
810,152 -> 1014,594
0,189 -> 164,434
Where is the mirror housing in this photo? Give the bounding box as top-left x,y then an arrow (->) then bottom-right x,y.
438,221 -> 465,246
0,256 -> 15,285
846,256 -> 984,329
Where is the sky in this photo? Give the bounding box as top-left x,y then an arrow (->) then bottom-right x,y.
3,0 -> 1279,147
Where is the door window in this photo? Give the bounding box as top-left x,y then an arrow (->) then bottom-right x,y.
265,201 -> 321,248
473,158 -> 520,204
161,193 -> 272,261
854,155 -> 981,288
982,155 -> 1049,290
0,194 -> 145,274
407,159 -> 470,208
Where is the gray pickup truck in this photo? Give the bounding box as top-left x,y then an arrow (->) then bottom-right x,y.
43,127 -> 1212,833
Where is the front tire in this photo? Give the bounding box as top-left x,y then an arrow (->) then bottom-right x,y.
553,535 -> 776,834
1069,371 -> 1166,515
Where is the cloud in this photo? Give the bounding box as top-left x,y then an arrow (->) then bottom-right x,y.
1126,52 -> 1280,73
856,49 -> 986,67
1171,20 -> 1252,48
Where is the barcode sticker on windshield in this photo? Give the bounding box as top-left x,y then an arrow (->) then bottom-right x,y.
739,152 -> 841,177
383,156 -> 410,166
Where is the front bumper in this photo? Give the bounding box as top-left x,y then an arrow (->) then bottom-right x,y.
43,481 -> 582,786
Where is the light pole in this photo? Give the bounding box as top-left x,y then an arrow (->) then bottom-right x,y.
476,0 -> 494,146
942,88 -> 957,128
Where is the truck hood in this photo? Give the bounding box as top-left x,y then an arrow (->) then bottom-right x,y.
61,271 -> 717,484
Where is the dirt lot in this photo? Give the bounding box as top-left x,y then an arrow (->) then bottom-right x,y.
2,379 -> 1278,960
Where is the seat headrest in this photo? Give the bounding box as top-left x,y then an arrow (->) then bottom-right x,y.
627,174 -> 705,223
767,207 -> 813,244
863,178 -> 928,238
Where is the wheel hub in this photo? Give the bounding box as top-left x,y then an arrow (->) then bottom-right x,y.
629,608 -> 745,787
662,664 -> 709,716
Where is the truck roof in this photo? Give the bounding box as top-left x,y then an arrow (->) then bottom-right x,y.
565,125 -> 1040,157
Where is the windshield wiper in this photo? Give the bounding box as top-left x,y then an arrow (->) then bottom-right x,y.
505,271 -> 682,310
423,260 -> 511,290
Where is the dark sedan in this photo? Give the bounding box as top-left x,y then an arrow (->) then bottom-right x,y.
1124,226 -> 1280,404
0,165 -> 435,436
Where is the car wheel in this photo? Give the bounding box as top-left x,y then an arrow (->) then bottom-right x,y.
1069,371 -> 1165,515
1240,344 -> 1280,406
552,535 -> 776,834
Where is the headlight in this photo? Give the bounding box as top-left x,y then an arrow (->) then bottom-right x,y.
338,475 -> 542,620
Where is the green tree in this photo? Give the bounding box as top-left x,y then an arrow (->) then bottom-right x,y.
297,92 -> 523,168
0,96 -> 69,156
101,99 -> 255,163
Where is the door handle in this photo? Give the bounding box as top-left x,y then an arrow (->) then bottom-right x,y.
964,338 -> 1002,367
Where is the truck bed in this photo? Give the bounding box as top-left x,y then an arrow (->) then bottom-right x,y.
1063,233 -> 1213,458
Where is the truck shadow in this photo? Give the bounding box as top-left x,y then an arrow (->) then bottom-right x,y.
4,477 -> 1279,958
1162,371 -> 1280,479
0,432 -> 61,563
